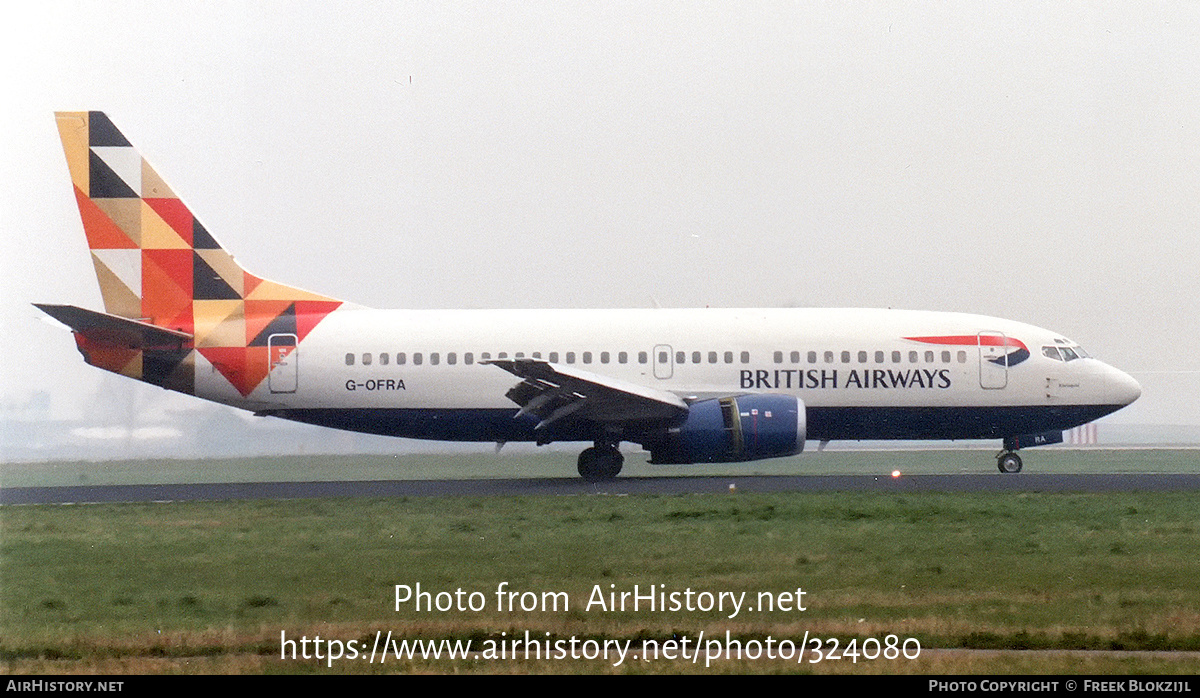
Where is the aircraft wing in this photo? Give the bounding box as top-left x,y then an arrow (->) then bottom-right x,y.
486,358 -> 689,430
34,304 -> 193,348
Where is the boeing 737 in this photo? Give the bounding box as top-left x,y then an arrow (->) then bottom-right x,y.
37,112 -> 1142,480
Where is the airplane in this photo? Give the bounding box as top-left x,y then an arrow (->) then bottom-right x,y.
36,112 -> 1142,481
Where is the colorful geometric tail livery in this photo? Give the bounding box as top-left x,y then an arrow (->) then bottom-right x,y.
38,112 -> 342,397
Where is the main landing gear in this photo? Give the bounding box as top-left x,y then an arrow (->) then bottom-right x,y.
578,443 -> 624,482
997,451 -> 1023,474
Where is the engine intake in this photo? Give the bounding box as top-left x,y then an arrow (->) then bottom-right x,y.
649,395 -> 805,464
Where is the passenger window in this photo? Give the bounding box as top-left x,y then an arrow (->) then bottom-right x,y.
601,351 -> 610,364
497,352 -> 508,359
875,351 -> 884,363
430,352 -> 440,365
583,351 -> 593,364
957,351 -> 966,363
841,351 -> 851,363
549,352 -> 559,363
658,351 -> 668,363
924,351 -> 934,363
774,351 -> 783,364
345,353 -> 355,366
691,351 -> 700,364
857,351 -> 867,363
638,351 -> 648,364
380,353 -> 389,365
363,353 -> 372,365
791,351 -> 800,364
724,351 -> 733,364
414,353 -> 423,365
941,351 -> 950,363
709,351 -> 718,364
447,353 -> 457,365
808,351 -> 817,363
824,351 -> 834,363
567,352 -> 576,363
892,351 -> 901,363
740,351 -> 750,364
397,352 -> 406,365
532,352 -> 541,359
619,352 -> 629,364
909,351 -> 918,363
479,352 -> 489,361
675,351 -> 685,364
465,352 -> 474,365
515,352 -> 525,358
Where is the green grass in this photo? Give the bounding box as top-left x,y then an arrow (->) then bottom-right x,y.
3,486 -> 1200,673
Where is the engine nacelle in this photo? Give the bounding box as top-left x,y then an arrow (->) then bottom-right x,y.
649,395 -> 805,464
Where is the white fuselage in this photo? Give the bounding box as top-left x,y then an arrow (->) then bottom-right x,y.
193,307 -> 1141,447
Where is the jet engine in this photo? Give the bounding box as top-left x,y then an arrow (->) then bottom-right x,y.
648,395 -> 805,464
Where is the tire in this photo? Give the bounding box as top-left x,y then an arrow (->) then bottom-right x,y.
578,445 -> 624,481
997,452 -> 1023,474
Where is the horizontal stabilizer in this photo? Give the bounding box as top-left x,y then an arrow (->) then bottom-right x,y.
34,303 -> 192,349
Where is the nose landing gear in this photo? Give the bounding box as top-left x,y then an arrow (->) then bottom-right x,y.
997,451 -> 1023,474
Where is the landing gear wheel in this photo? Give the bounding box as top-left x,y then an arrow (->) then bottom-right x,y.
577,445 -> 624,482
997,452 -> 1023,474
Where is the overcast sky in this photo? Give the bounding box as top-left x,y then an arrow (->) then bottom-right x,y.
2,2 -> 1197,449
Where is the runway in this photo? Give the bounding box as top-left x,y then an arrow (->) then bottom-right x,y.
4,473 -> 1200,505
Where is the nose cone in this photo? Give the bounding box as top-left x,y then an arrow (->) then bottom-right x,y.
1107,365 -> 1142,407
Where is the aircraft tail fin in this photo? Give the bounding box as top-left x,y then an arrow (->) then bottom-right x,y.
49,111 -> 343,396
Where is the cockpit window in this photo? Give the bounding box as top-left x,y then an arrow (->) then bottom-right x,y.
1043,340 -> 1088,362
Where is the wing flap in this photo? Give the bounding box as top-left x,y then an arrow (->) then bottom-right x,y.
487,358 -> 688,429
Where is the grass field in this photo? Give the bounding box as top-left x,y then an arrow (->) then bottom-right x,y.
2,450 -> 1199,674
